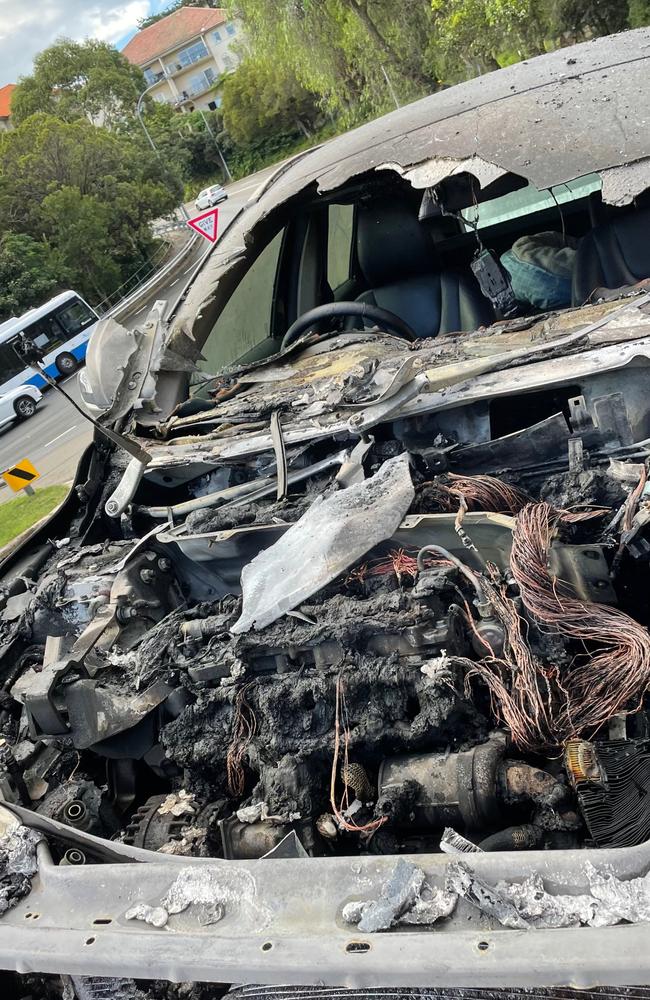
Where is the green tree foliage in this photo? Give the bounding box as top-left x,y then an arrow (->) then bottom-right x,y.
629,0 -> 650,26
0,234 -> 66,320
0,114 -> 180,314
227,0 -> 436,124
11,39 -> 144,128
221,56 -> 319,145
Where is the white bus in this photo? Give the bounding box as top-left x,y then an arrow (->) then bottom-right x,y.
0,290 -> 99,394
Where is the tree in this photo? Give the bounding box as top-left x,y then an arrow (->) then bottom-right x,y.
227,0 -> 437,124
221,56 -> 319,145
629,0 -> 650,26
0,235 -> 66,322
11,39 -> 144,128
0,114 -> 181,307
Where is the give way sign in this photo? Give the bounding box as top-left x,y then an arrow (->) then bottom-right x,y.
187,207 -> 219,242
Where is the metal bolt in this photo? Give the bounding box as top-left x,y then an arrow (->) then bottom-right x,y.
157,556 -> 171,572
140,567 -> 156,584
105,500 -> 119,516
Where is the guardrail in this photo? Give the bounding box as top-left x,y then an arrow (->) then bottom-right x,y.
105,232 -> 200,324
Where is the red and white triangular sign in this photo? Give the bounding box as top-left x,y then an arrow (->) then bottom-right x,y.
187,207 -> 219,242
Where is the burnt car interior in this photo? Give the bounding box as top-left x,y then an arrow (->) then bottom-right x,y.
197,167 -> 650,376
5,51 -> 650,983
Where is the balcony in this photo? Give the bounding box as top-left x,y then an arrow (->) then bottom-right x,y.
143,69 -> 166,86
165,45 -> 212,78
174,70 -> 218,105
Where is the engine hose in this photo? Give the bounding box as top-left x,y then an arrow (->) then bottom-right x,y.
416,543 -> 488,605
479,823 -> 541,851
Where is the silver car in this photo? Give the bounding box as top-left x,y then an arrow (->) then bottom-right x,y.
195,183 -> 228,210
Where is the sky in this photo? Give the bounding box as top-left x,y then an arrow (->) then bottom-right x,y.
0,0 -> 172,83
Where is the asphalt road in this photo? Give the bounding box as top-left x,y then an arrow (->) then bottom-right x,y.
0,164 -> 280,503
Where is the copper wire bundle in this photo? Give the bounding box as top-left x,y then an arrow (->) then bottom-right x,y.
445,474 -> 533,514
226,682 -> 258,797
330,674 -> 386,834
426,473 -> 609,524
464,568 -> 561,750
509,502 -> 650,739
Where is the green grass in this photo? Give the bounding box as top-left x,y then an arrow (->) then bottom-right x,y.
0,484 -> 68,549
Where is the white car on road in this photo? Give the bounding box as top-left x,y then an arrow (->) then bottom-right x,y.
195,183 -> 228,210
0,384 -> 42,430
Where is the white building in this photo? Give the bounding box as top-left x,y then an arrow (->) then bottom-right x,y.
122,6 -> 243,112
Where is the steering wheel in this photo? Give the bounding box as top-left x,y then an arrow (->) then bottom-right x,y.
280,301 -> 417,351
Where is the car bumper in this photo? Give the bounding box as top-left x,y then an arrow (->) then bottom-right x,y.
3,802 -> 650,987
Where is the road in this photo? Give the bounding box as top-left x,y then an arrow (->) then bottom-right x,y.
0,163 -> 281,502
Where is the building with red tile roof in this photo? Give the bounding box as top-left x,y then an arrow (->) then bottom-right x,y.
122,6 -> 242,113
0,84 -> 16,131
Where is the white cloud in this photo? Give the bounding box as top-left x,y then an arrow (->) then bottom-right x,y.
0,0 -> 152,83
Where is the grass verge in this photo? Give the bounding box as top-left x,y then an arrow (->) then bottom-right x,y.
0,484 -> 68,549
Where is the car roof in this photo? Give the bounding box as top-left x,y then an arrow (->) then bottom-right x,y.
172,28 -> 650,347
249,27 -> 650,209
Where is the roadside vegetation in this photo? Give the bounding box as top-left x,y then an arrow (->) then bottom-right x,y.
1,0 -> 649,322
0,485 -> 68,550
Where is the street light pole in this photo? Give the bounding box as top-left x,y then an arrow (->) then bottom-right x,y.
136,81 -> 161,155
136,81 -> 190,221
198,108 -> 233,184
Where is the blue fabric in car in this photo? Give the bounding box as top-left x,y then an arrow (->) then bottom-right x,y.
572,209 -> 650,305
501,231 -> 579,311
355,201 -> 494,338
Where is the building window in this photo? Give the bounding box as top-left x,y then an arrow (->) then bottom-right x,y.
222,53 -> 234,70
144,66 -> 162,85
168,39 -> 209,73
188,67 -> 217,96
225,22 -> 236,36
212,30 -> 222,42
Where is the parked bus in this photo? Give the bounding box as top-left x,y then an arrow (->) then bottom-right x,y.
0,290 -> 99,394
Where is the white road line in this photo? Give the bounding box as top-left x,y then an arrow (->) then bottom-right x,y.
43,425 -> 78,448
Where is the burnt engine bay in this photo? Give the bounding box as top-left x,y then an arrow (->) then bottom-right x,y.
3,316 -> 650,903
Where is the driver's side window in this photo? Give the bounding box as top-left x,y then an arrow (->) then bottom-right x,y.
327,203 -> 355,294
200,229 -> 284,372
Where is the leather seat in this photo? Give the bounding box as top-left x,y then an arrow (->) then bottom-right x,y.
354,200 -> 493,338
572,209 -> 650,305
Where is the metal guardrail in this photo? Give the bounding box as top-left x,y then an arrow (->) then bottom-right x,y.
93,243 -> 171,317
108,232 -> 200,323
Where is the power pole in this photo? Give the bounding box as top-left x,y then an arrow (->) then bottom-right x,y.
380,65 -> 400,110
199,108 -> 233,184
136,83 -> 190,221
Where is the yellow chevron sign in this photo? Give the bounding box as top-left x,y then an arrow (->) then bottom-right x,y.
2,458 -> 40,492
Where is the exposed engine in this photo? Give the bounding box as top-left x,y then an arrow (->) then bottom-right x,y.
3,312 -> 650,869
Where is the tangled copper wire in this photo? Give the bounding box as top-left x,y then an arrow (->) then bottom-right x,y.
464,568 -> 562,750
622,465 -> 648,532
510,502 -> 650,739
471,501 -> 650,749
424,472 -> 609,524
226,683 -> 258,797
346,547 -> 420,586
330,674 -> 386,834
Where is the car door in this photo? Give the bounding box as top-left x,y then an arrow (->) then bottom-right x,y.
0,393 -> 13,430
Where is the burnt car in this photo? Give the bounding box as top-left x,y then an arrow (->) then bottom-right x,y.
3,25 -> 650,999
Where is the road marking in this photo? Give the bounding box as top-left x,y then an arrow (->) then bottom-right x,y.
43,425 -> 78,448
